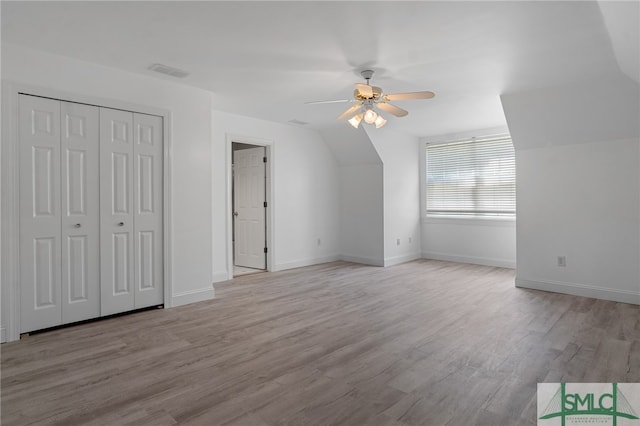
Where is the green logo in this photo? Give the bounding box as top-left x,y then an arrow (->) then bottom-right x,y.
539,383 -> 639,425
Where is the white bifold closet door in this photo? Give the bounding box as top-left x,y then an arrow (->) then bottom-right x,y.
19,95 -> 100,332
100,109 -> 163,316
19,94 -> 163,333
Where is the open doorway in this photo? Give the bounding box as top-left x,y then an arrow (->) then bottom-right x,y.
232,142 -> 268,277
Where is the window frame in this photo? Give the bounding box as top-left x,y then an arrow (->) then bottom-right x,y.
423,134 -> 516,221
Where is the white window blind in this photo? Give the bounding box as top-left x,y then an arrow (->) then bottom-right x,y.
426,136 -> 515,217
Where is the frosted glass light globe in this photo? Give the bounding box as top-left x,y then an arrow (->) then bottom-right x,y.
363,108 -> 378,124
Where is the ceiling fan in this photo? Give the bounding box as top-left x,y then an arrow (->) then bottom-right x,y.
306,70 -> 435,129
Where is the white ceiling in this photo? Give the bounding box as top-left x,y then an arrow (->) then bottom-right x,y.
1,1 -> 631,137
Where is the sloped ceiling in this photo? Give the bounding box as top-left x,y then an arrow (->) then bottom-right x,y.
319,124 -> 381,166
1,1 -> 632,137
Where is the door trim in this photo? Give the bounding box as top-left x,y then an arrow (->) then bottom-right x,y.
1,81 -> 173,342
225,133 -> 274,279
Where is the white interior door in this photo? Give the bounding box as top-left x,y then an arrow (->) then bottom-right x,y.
234,147 -> 266,270
60,101 -> 100,323
100,108 -> 135,316
133,113 -> 163,308
19,95 -> 62,332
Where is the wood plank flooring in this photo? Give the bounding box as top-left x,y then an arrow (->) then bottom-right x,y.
2,260 -> 639,425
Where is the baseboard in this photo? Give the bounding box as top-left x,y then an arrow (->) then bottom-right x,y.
339,254 -> 384,267
422,251 -> 516,269
1,327 -> 6,344
273,254 -> 341,272
171,286 -> 215,307
516,277 -> 640,305
384,252 -> 421,267
212,271 -> 230,283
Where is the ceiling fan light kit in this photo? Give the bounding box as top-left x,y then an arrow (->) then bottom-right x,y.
307,69 -> 435,129
374,115 -> 387,128
348,114 -> 363,128
363,107 -> 378,124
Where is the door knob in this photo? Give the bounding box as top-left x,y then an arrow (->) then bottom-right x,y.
118,222 -> 124,226
74,223 -> 81,228
233,212 -> 239,217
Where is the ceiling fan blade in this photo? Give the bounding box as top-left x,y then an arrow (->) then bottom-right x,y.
305,99 -> 351,105
377,102 -> 409,117
337,104 -> 362,120
384,91 -> 435,101
355,83 -> 373,98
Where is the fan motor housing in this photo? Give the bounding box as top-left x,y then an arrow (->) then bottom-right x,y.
354,86 -> 383,101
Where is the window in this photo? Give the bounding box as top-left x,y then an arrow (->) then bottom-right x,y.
426,136 -> 515,217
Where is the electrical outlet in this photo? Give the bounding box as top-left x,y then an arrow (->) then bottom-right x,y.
317,238 -> 321,246
557,256 -> 566,267
408,237 -> 412,244
396,238 -> 401,246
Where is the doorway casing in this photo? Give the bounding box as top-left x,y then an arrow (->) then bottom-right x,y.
225,134 -> 274,279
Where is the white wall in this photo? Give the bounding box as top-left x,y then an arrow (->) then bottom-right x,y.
419,127 -> 517,268
211,110 -> 341,276
318,125 -> 385,266
597,1 -> 640,84
365,125 -> 422,266
339,164 -> 384,266
502,74 -> 640,304
421,218 -> 516,268
1,43 -> 215,340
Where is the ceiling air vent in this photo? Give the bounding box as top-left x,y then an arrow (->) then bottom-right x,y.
148,63 -> 189,78
288,119 -> 309,126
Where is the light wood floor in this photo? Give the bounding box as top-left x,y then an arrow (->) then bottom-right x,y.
2,260 -> 638,425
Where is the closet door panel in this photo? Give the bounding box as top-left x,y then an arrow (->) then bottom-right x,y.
133,113 -> 163,308
61,101 -> 100,323
133,114 -> 163,308
19,95 -> 62,332
100,108 -> 135,316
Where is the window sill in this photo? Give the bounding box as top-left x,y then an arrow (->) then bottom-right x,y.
422,215 -> 516,227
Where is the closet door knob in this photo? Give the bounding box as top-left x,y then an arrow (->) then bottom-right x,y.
118,222 -> 125,227
74,223 -> 81,228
